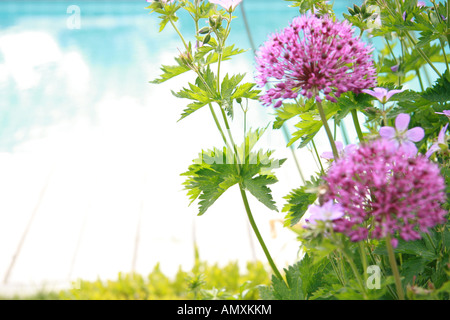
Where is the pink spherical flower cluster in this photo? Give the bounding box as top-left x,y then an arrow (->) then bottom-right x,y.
322,139 -> 447,245
255,14 -> 377,107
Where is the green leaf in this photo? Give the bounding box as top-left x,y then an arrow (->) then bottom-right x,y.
282,184 -> 318,227
178,101 -> 208,122
287,100 -> 339,148
374,238 -> 437,260
181,147 -> 239,216
272,98 -> 315,130
421,71 -> 450,103
242,175 -> 279,211
270,263 -> 304,300
182,128 -> 285,215
150,57 -> 191,84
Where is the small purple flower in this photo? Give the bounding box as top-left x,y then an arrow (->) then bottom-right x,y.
307,200 -> 345,225
362,87 -> 404,104
390,64 -> 399,72
379,113 -> 425,156
426,123 -> 449,158
321,141 -> 356,160
417,1 -> 426,8
435,110 -> 450,119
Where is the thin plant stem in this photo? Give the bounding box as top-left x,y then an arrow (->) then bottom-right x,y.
439,38 -> 450,73
359,242 -> 368,284
169,19 -> 189,52
208,103 -> 231,149
416,68 -> 425,91
351,109 -> 364,142
311,139 -> 325,175
316,99 -> 339,159
329,253 -> 346,286
404,32 -> 442,78
341,249 -> 368,299
238,183 -> 284,282
385,234 -> 405,300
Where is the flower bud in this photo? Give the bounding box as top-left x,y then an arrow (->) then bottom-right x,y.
199,26 -> 210,34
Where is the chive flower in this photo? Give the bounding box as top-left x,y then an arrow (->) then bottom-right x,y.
323,138 -> 447,245
255,14 -> 377,107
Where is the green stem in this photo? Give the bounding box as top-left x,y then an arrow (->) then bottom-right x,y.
329,254 -> 346,286
316,99 -> 339,159
311,139 -> 325,175
238,183 -> 284,282
342,249 -> 368,299
218,106 -> 241,170
169,19 -> 189,52
359,242 -> 368,284
208,103 -> 231,149
351,109 -> 364,142
385,234 -> 405,300
404,32 -> 442,78
439,38 -> 450,73
416,68 -> 425,91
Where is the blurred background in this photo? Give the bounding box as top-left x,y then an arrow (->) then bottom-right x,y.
0,0 -> 363,296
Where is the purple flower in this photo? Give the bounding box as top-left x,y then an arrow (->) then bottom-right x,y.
209,0 -> 242,11
362,87 -> 404,104
323,139 -> 447,244
255,14 -> 377,107
426,123 -> 449,158
321,141 -> 356,160
435,110 -> 450,119
306,200 -> 345,225
390,64 -> 399,72
417,1 -> 426,8
379,113 -> 425,156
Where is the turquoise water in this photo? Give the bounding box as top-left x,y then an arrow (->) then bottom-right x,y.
0,0 -> 361,152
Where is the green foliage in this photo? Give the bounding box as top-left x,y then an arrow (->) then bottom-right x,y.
182,128 -> 286,215
282,177 -> 319,227
285,100 -> 340,148
421,71 -> 450,103
1,259 -> 269,300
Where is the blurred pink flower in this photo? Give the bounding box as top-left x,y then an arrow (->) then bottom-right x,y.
306,200 -> 344,225
321,141 -> 356,160
324,139 -> 447,244
426,123 -> 449,158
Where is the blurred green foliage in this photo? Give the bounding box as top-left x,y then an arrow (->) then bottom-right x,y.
1,257 -> 270,300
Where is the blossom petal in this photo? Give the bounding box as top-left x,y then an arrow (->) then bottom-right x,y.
385,89 -> 404,101
362,88 -> 385,101
321,151 -> 334,160
400,141 -> 418,156
379,126 -> 396,139
438,123 -> 449,144
425,144 -> 440,158
395,113 -> 410,131
406,127 -> 425,142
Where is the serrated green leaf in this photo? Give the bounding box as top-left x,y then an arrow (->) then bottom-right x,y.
242,175 -> 279,211
282,185 -> 318,227
182,128 -> 285,215
287,100 -> 339,148
271,264 -> 304,300
150,58 -> 191,84
421,71 -> 450,103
